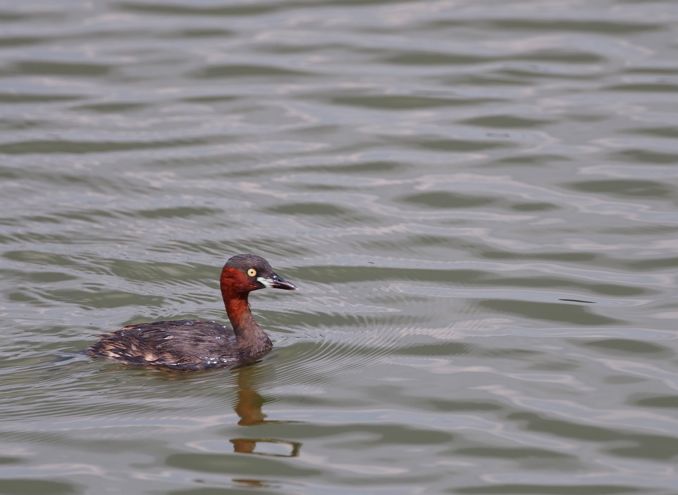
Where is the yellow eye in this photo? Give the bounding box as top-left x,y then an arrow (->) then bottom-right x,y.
247,268 -> 257,277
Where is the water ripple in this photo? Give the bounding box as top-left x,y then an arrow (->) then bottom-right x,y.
2,0 -> 678,493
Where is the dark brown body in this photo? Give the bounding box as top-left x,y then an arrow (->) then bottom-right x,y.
87,320 -> 272,370
88,254 -> 294,371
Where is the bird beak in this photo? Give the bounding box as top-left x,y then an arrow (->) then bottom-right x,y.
257,273 -> 296,290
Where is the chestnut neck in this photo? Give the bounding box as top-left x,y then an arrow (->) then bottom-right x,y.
220,270 -> 270,353
223,293 -> 259,337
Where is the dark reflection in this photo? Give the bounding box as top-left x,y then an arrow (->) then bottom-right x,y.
231,478 -> 268,488
229,366 -> 301,457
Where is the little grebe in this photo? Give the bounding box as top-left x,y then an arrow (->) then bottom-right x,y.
88,254 -> 296,370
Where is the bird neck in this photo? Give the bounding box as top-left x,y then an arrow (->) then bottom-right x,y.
223,291 -> 271,353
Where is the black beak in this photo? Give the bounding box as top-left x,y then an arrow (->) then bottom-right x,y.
258,273 -> 296,291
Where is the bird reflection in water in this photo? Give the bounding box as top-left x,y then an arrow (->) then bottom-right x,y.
229,365 -> 301,458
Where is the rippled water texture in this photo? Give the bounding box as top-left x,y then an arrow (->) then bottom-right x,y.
2,1 -> 678,493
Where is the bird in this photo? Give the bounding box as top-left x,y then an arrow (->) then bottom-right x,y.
88,254 -> 296,370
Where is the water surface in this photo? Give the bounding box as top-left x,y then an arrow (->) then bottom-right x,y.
2,1 -> 678,494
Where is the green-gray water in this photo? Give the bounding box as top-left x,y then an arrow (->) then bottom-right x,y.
2,1 -> 678,494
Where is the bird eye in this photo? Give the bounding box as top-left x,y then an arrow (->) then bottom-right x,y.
247,268 -> 257,277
